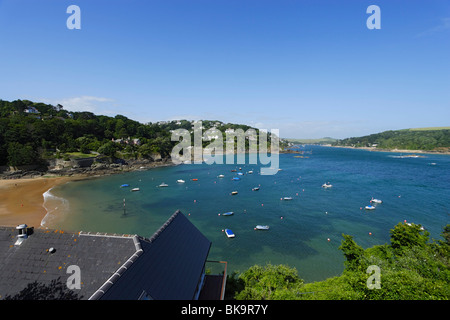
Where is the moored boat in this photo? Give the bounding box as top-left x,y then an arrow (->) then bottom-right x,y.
231,191 -> 238,195
219,212 -> 234,216
365,205 -> 376,210
254,225 -> 269,230
131,188 -> 140,192
225,229 -> 235,238
177,179 -> 185,183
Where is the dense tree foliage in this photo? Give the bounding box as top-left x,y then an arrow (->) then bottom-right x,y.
229,222 -> 449,300
333,129 -> 450,151
0,99 -> 270,168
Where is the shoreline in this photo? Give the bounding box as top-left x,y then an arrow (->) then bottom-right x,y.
321,145 -> 450,155
0,176 -> 76,229
0,160 -> 174,229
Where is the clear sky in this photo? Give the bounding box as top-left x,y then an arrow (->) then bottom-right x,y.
0,0 -> 449,138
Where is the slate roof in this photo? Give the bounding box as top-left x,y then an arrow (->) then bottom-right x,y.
0,210 -> 212,300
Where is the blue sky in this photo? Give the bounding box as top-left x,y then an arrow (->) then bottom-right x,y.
0,0 -> 449,138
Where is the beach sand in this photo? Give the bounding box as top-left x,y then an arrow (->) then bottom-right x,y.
0,177 -> 73,228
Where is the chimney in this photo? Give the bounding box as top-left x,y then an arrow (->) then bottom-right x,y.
15,224 -> 28,245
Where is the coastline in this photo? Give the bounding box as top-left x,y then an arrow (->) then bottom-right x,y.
0,159 -> 174,229
0,176 -> 75,229
321,145 -> 450,155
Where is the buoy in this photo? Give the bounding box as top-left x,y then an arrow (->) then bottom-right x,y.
194,200 -> 196,203
261,204 -> 264,206
369,232 -> 372,235
327,238 -> 331,242
280,216 -> 283,219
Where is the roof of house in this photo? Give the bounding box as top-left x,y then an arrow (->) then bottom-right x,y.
0,210 -> 211,300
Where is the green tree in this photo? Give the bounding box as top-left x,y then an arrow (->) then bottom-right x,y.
390,222 -> 430,252
235,264 -> 303,300
339,234 -> 365,271
7,142 -> 40,167
97,141 -> 118,158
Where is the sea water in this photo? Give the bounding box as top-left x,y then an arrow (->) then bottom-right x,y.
45,146 -> 450,282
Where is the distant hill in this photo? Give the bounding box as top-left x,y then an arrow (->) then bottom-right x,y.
285,137 -> 337,145
333,127 -> 450,152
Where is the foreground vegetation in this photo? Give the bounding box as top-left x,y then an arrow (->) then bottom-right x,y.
227,222 -> 450,300
333,128 -> 450,152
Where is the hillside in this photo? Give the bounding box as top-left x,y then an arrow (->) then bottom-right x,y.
333,128 -> 450,153
285,137 -> 337,145
0,99 -> 282,175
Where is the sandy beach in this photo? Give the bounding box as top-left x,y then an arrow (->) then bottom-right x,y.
0,177 -> 74,228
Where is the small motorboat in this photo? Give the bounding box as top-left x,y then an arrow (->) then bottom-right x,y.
370,198 -> 382,204
176,179 -> 185,183
282,197 -> 293,201
365,205 -> 376,210
158,183 -> 169,187
252,187 -> 260,191
192,178 -> 198,181
231,191 -> 238,195
254,225 -> 269,230
322,183 -> 332,188
237,172 -> 244,176
231,169 -> 237,172
248,171 -> 253,174
225,229 -> 235,238
131,188 -> 140,192
232,177 -> 241,181
120,184 -> 130,188
218,175 -> 225,178
219,212 -> 234,216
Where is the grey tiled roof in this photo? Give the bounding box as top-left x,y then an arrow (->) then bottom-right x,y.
0,210 -> 211,300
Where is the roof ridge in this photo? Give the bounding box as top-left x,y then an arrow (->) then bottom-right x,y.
88,234 -> 144,300
143,210 -> 182,244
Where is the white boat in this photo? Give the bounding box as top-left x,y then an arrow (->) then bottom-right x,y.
176,179 -> 185,183
225,229 -> 235,238
231,191 -> 238,195
131,188 -> 140,192
322,183 -> 332,188
158,183 -> 169,187
219,212 -> 234,216
370,198 -> 382,204
255,225 -> 269,230
365,205 -> 376,210
218,175 -> 225,178
248,171 -> 253,174
283,197 -> 293,200
252,187 -> 260,191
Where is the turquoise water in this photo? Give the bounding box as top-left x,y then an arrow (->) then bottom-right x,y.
44,146 -> 450,282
